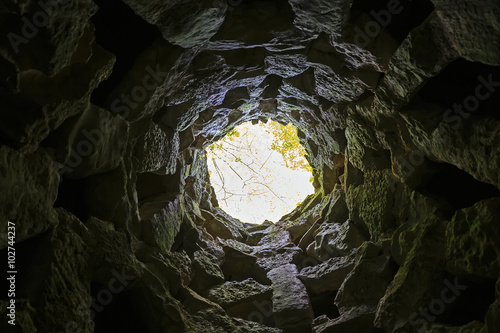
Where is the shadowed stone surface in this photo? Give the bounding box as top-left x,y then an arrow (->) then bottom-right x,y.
268,264 -> 314,332
298,256 -> 355,294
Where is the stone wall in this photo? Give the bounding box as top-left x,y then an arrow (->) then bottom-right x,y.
1,0 -> 499,332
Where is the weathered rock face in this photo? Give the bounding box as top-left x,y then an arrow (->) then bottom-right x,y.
1,0 -> 500,332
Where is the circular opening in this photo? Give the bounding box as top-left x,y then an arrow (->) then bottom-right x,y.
206,120 -> 314,224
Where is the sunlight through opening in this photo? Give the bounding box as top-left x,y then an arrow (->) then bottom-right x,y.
206,120 -> 315,224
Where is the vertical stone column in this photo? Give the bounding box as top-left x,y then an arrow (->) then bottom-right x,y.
268,263 -> 314,332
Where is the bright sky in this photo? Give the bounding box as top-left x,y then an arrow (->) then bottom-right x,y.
206,121 -> 314,224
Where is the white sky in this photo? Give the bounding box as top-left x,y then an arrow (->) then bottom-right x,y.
206,121 -> 314,224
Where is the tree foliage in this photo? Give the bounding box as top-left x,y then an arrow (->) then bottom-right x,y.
205,120 -> 314,223
208,120 -> 311,178
261,121 -> 312,172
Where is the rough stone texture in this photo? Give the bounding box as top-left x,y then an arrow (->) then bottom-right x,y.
1,0 -> 500,332
268,264 -> 314,332
0,146 -> 59,246
189,249 -> 225,294
336,255 -> 397,314
445,198 -> 500,278
298,256 -> 355,294
433,0 -> 500,64
204,278 -> 273,324
375,216 -> 448,332
312,306 -> 376,333
307,219 -> 368,261
205,279 -> 272,309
